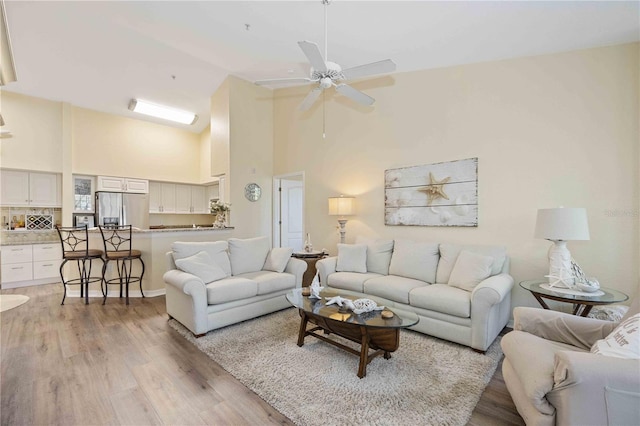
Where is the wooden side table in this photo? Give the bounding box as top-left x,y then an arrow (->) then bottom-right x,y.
520,279 -> 629,317
292,251 -> 327,287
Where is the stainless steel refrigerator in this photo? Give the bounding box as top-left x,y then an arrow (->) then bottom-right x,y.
95,191 -> 150,229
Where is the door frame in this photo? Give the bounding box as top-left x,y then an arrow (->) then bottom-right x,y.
273,171 -> 305,248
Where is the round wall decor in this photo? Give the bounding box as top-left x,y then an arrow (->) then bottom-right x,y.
244,183 -> 261,201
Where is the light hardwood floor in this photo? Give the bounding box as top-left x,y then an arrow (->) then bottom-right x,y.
1,284 -> 524,425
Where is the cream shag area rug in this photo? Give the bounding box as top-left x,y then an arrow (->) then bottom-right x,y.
169,308 -> 503,426
0,294 -> 29,312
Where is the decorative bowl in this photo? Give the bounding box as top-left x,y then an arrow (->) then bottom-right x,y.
576,278 -> 600,293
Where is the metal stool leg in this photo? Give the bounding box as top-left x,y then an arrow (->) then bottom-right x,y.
59,259 -> 68,305
139,257 -> 145,298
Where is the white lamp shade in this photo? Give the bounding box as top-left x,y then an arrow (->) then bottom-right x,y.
328,196 -> 355,216
534,207 -> 590,241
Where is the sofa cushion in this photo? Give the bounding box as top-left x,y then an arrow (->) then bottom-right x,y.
436,244 -> 507,284
364,275 -> 428,304
205,277 -> 258,305
328,271 -> 383,293
237,270 -> 296,295
388,239 -> 439,283
174,250 -> 228,283
591,313 -> 640,359
336,243 -> 367,273
447,250 -> 493,292
409,283 -> 471,318
263,247 -> 293,273
171,241 -> 231,276
356,236 -> 394,275
228,236 -> 271,275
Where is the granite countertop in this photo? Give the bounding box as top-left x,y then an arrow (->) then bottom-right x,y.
0,226 -> 234,245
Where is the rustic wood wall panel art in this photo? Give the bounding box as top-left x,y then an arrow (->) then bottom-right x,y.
385,158 -> 478,227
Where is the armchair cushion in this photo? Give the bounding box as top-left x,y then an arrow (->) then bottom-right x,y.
263,247 -> 293,273
174,250 -> 228,283
336,243 -> 367,273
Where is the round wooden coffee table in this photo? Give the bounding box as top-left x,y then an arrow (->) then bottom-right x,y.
286,288 -> 419,378
520,279 -> 628,317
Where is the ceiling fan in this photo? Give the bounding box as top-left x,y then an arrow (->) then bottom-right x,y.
255,0 -> 396,112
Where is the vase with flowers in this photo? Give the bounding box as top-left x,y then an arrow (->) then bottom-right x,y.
210,200 -> 231,228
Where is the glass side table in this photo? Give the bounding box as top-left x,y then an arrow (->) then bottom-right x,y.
520,279 -> 629,317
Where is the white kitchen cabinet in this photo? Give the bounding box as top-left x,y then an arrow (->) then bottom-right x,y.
1,243 -> 61,287
97,176 -> 149,193
191,186 -> 207,213
1,170 -> 60,207
175,184 -> 208,214
149,182 -> 176,213
175,184 -> 192,213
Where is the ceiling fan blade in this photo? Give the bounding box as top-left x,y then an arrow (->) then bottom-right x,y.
298,41 -> 327,73
335,84 -> 375,106
341,59 -> 396,80
255,77 -> 314,86
298,88 -> 322,111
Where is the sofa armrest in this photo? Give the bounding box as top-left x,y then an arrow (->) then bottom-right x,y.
471,273 -> 514,305
284,257 -> 307,288
163,269 -> 207,299
317,256 -> 337,285
549,351 -> 640,426
514,307 -> 617,350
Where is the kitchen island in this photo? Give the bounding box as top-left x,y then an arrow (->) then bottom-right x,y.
0,227 -> 234,298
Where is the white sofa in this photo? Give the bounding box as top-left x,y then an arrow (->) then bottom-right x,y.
316,238 -> 513,352
164,236 -> 307,337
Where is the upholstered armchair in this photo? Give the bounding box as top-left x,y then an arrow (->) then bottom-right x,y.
501,299 -> 639,426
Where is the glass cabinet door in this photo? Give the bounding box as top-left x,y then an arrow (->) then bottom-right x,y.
73,175 -> 95,213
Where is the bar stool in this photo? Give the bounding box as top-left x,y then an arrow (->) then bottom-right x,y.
55,225 -> 104,305
98,225 -> 145,305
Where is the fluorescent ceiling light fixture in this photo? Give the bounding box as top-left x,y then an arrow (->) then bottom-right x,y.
128,99 -> 198,125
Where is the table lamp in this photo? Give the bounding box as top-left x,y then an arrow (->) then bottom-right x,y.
328,195 -> 355,244
534,207 -> 590,288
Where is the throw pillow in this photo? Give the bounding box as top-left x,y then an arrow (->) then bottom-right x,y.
171,241 -> 231,276
436,244 -> 507,284
591,313 -> 640,359
388,239 -> 439,283
174,250 -> 228,283
228,236 -> 271,275
447,250 -> 494,291
336,243 -> 367,273
263,247 -> 294,273
355,236 -> 394,275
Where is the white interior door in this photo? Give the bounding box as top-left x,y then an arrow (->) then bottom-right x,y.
275,175 -> 304,251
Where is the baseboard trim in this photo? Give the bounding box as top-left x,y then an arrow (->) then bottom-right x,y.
66,288 -> 166,298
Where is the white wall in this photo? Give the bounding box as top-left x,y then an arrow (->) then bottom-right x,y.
0,91 -> 62,172
227,77 -> 274,239
273,43 -> 640,308
72,107 -> 202,183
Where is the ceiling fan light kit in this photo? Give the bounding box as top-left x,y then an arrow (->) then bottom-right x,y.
255,0 -> 396,112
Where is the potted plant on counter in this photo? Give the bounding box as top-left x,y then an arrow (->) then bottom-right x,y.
210,200 -> 231,228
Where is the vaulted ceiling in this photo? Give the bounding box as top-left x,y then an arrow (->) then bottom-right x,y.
3,1 -> 638,133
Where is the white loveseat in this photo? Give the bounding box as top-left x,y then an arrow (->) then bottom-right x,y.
164,236 -> 307,336
317,239 -> 513,351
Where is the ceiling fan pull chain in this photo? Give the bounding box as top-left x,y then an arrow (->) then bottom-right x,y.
322,90 -> 326,139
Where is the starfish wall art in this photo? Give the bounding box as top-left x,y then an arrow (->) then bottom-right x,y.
384,158 -> 478,227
